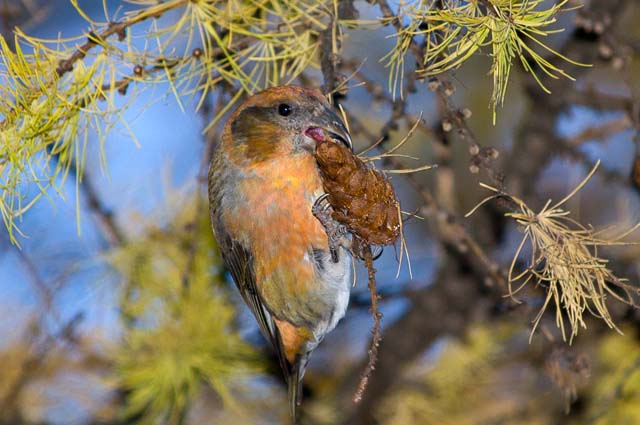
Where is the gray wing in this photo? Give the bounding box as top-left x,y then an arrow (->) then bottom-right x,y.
212,221 -> 292,375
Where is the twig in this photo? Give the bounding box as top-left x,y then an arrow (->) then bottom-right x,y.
181,83 -> 228,290
341,263 -> 492,425
353,245 -> 382,403
12,247 -> 58,318
319,0 -> 357,101
373,0 -> 507,195
564,116 -> 632,148
47,152 -> 125,248
346,110 -> 506,287
0,312 -> 84,420
566,88 -> 633,112
431,77 -> 506,190
54,0 -> 188,78
0,0 -> 191,128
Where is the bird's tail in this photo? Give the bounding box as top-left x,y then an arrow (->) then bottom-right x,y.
286,355 -> 308,424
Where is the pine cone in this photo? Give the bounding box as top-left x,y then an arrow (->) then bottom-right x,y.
315,138 -> 400,247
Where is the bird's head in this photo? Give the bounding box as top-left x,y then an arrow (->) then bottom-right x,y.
224,86 -> 352,163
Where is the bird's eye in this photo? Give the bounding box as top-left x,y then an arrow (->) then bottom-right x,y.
278,103 -> 292,117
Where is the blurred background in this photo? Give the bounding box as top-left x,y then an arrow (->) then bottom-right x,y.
1,0 -> 640,424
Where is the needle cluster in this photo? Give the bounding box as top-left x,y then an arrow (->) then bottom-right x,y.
468,162 -> 639,343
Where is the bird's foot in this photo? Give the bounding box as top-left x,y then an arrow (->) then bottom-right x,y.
312,194 -> 351,263
370,245 -> 384,261
351,238 -> 385,262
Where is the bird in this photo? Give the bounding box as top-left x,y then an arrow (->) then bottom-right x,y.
208,85 -> 353,423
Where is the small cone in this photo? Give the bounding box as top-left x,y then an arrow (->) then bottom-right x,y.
315,138 -> 400,250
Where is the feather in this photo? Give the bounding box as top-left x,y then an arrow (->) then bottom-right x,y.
287,355 -> 306,424
215,225 -> 308,424
214,225 -> 290,373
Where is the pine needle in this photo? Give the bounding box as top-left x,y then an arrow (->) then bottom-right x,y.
468,161 -> 639,343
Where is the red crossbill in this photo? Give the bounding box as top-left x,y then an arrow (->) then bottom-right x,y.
208,86 -> 353,422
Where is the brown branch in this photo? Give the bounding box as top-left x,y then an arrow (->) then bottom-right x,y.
342,85 -> 506,286
319,0 -> 357,100
0,0 -> 190,128
564,116 -> 632,148
340,263 -> 491,425
373,0 -> 507,198
432,77 -> 505,189
0,312 -> 84,421
506,0 -> 632,198
54,0 -> 188,78
80,168 -> 125,247
554,114 -> 635,186
181,84 -> 230,290
353,246 -> 382,403
566,88 -> 634,112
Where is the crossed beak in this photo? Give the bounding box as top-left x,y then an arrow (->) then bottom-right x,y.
305,107 -> 353,151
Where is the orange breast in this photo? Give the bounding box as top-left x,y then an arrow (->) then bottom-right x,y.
223,153 -> 329,319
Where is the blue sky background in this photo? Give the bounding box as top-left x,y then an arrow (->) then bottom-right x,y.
2,1 -> 638,423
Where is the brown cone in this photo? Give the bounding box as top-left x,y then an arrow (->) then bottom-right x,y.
314,138 -> 400,248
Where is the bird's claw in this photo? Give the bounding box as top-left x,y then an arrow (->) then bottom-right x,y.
313,194 -> 386,262
312,193 -> 351,263
312,193 -> 330,212
371,246 -> 384,261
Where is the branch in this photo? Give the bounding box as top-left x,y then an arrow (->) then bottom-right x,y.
373,0 -> 507,195
346,111 -> 505,286
352,247 -> 382,403
506,0 -> 633,197
0,312 -> 84,421
564,116 -> 632,148
340,263 -> 491,425
55,0 -> 187,77
319,0 -> 357,99
0,0 -> 190,129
